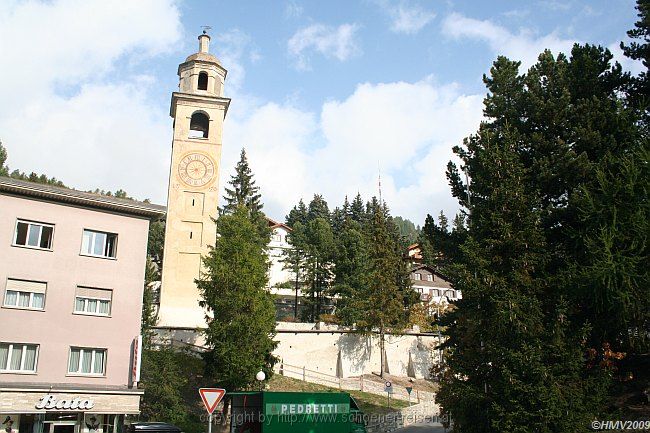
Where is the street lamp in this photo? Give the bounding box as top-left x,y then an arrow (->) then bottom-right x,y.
256,370 -> 266,391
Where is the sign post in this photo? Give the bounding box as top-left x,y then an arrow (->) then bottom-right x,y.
384,381 -> 393,409
199,388 -> 226,433
406,386 -> 413,406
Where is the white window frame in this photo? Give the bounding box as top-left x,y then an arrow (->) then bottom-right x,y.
68,347 -> 106,376
13,220 -> 54,250
80,229 -> 118,259
3,290 -> 45,311
426,274 -> 433,282
413,273 -> 422,281
0,343 -> 39,373
74,296 -> 111,317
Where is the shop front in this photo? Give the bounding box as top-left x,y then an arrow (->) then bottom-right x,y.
0,387 -> 142,433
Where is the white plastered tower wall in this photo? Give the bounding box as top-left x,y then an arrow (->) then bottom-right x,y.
157,33 -> 230,328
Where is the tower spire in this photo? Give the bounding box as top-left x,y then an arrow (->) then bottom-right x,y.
198,27 -> 211,53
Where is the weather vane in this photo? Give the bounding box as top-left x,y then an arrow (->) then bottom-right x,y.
201,25 -> 212,35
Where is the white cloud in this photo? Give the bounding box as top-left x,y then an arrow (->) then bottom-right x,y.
287,23 -> 361,70
284,0 -> 304,19
0,1 -> 482,225
608,42 -> 645,76
222,79 -> 483,223
375,0 -> 436,34
442,12 -> 577,69
215,29 -> 260,91
0,0 -> 181,202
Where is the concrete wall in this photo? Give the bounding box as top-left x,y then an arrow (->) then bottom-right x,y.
155,322 -> 441,380
0,193 -> 149,388
274,323 -> 440,379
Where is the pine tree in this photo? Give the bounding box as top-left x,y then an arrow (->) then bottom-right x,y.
139,346 -> 191,428
439,128 -> 603,432
147,219 -> 166,270
222,148 -> 263,218
621,0 -> 650,118
351,197 -> 417,377
568,140 -> 649,352
141,257 -> 159,349
349,193 -> 366,223
307,194 -> 330,222
439,38 -> 644,430
437,211 -> 449,233
281,221 -> 308,319
392,216 -> 420,247
301,217 -> 335,321
332,218 -> 370,326
198,205 -> 277,390
285,199 -> 308,227
199,152 -> 276,390
331,206 -> 346,235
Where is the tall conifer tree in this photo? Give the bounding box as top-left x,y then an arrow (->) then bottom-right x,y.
198,154 -> 276,391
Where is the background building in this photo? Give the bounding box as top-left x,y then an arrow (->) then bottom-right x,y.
0,178 -> 164,433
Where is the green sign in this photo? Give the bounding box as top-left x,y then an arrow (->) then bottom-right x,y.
265,403 -> 349,416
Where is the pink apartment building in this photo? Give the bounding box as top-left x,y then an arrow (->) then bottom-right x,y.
0,178 -> 165,433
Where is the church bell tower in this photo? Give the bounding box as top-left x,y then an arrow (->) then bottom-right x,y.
158,31 -> 230,329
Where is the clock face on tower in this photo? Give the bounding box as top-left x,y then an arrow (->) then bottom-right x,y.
178,152 -> 216,187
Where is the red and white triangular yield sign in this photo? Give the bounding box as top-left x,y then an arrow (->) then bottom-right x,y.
199,388 -> 226,414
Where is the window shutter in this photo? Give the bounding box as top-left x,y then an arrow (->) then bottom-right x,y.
76,287 -> 112,300
6,279 -> 47,294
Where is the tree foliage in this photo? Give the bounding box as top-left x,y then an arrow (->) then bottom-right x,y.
222,148 -> 264,219
199,154 -> 276,391
438,24 -> 648,429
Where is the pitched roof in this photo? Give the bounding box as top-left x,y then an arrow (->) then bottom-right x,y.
266,216 -> 292,231
410,263 -> 450,282
0,177 -> 166,219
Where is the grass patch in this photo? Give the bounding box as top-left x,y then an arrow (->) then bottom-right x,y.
268,374 -> 409,415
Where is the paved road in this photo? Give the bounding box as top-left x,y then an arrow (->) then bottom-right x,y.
393,423 -> 450,433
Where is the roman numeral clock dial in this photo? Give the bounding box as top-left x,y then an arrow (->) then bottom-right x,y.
178,152 -> 216,187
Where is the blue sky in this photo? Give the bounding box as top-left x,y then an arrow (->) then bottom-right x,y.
0,0 -> 643,225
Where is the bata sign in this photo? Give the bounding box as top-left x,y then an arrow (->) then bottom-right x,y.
36,395 -> 94,410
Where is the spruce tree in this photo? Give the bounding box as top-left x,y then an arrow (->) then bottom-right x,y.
222,148 -> 263,218
332,218 -> 370,326
301,217 -> 335,321
285,199 -> 308,227
352,198 -> 417,377
199,152 -> 276,391
281,221 -> 308,319
198,205 -> 277,390
307,194 -> 330,222
349,193 -> 366,223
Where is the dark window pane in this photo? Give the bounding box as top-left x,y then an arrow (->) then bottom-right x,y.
198,72 -> 208,90
15,222 -> 28,245
105,234 -> 117,258
40,226 -> 53,249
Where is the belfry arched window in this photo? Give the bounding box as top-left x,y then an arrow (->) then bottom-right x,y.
198,72 -> 208,91
189,112 -> 209,138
